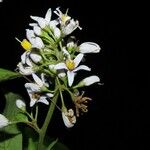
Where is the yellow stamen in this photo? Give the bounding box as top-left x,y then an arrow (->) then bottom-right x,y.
66,59 -> 75,70
21,39 -> 32,51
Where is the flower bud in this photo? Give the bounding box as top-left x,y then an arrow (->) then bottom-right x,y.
0,114 -> 10,128
79,42 -> 101,53
33,26 -> 42,36
82,76 -> 100,86
16,99 -> 26,111
30,53 -> 42,63
74,76 -> 100,88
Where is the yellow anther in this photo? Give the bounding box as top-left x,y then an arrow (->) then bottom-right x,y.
21,39 -> 32,51
66,59 -> 75,70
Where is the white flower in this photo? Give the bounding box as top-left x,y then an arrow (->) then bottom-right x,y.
62,109 -> 76,128
16,99 -> 26,110
25,73 -> 53,107
62,19 -> 82,35
0,114 -> 10,128
54,53 -> 91,86
79,42 -> 101,53
30,8 -> 52,29
54,7 -> 71,25
82,75 -> 100,86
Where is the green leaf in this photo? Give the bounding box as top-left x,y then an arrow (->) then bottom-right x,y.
52,141 -> 70,150
47,138 -> 58,150
0,68 -> 21,83
44,137 -> 70,150
0,92 -> 24,150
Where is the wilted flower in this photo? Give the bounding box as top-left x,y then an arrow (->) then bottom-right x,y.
74,92 -> 92,117
62,108 -> 76,128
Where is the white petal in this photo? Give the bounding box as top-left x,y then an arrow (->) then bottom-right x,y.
30,16 -> 41,21
29,23 -> 38,27
54,7 -> 62,17
32,37 -> 44,49
74,65 -> 91,72
45,8 -> 52,23
33,25 -> 42,36
62,112 -> 74,128
46,93 -> 54,97
17,63 -> 33,75
41,73 -> 49,87
16,99 -> 26,109
62,19 -> 79,35
74,53 -> 84,68
32,73 -> 43,87
30,16 -> 47,28
83,75 -> 100,86
49,20 -> 59,29
30,53 -> 42,63
21,52 -> 28,64
26,29 -> 35,43
54,27 -> 61,38
67,71 -> 75,86
30,99 -> 37,107
54,63 -> 67,70
25,83 -> 40,92
38,96 -> 49,105
26,57 -> 33,67
37,18 -> 47,28
79,42 -> 101,53
0,114 -> 9,128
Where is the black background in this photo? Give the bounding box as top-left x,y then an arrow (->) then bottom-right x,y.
0,0 -> 149,150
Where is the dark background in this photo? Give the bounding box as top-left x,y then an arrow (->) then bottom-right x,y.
0,0 -> 149,150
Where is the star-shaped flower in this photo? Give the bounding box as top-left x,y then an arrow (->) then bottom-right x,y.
25,73 -> 53,107
54,53 -> 91,86
30,8 -> 52,29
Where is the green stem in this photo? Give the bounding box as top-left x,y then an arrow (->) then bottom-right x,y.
56,77 -> 65,107
37,88 -> 59,150
35,105 -> 39,122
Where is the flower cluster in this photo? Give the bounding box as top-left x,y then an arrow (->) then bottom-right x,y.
13,8 -> 100,128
